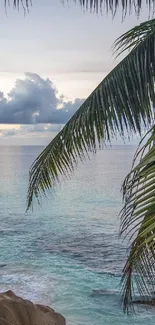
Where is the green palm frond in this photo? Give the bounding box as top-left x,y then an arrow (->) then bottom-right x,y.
76,0 -> 155,16
121,127 -> 155,312
4,0 -> 155,16
4,0 -> 31,11
27,19 -> 155,209
114,18 -> 155,56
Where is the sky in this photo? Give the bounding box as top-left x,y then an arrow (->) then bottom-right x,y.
0,0 -> 150,145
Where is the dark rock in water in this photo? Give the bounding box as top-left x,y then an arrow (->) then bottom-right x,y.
91,289 -> 119,297
0,264 -> 7,268
133,299 -> 155,306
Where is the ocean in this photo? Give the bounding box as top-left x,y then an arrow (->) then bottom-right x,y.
0,145 -> 154,325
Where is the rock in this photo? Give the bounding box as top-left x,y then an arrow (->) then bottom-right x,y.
0,264 -> 7,268
0,290 -> 66,325
133,299 -> 155,306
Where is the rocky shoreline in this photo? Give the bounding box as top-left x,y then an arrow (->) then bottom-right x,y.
0,290 -> 66,325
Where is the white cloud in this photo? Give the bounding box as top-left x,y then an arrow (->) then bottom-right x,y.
0,72 -> 84,125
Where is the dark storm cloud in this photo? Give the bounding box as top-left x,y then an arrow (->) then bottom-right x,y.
0,73 -> 84,124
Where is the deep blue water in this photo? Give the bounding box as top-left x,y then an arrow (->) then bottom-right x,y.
0,145 -> 154,325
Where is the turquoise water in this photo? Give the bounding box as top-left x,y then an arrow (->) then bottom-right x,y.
0,145 -> 155,324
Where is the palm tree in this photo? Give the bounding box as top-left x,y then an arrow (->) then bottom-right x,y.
8,0 -> 155,312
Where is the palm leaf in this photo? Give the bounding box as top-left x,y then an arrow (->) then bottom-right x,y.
4,0 -> 155,16
4,0 -> 31,11
27,19 -> 155,209
76,0 -> 155,16
114,18 -> 155,56
121,126 -> 155,312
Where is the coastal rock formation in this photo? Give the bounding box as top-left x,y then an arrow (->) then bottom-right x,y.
0,290 -> 66,325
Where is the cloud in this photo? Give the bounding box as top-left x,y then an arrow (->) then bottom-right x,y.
1,128 -> 18,137
0,124 -> 62,137
0,73 -> 84,124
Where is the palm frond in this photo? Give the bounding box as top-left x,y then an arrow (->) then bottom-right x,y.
114,18 -> 155,56
76,0 -> 155,16
27,19 -> 155,209
4,0 -> 31,11
121,126 -> 155,312
4,0 -> 155,16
